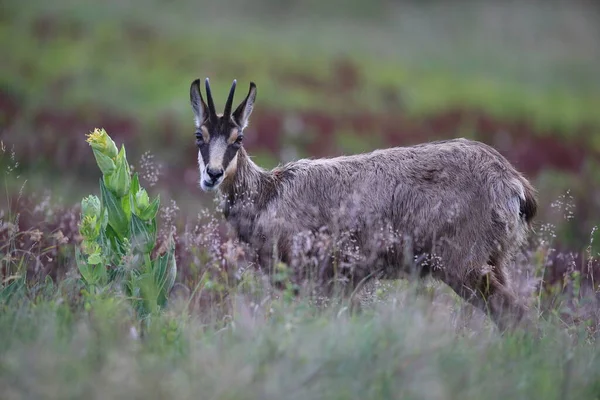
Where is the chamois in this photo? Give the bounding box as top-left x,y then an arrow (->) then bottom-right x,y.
189,78 -> 538,331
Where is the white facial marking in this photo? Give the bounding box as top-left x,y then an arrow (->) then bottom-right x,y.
208,137 -> 227,170
198,149 -> 212,191
199,137 -> 228,192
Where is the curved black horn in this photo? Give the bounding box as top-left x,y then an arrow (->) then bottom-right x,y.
223,79 -> 237,119
204,78 -> 217,121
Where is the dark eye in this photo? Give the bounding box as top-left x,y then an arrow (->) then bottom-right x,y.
195,132 -> 205,147
234,134 -> 244,146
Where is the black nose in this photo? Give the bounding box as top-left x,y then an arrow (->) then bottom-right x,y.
206,168 -> 224,181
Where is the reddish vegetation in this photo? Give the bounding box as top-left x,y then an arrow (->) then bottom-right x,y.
32,108 -> 138,146
4,189 -> 599,301
1,194 -> 79,282
32,15 -> 83,42
273,57 -> 362,99
1,84 -> 596,181
2,83 -> 598,221
0,97 -> 139,178
0,89 -> 20,129
331,58 -> 362,93
422,110 -> 591,176
543,246 -> 600,287
246,111 -> 284,155
246,108 -> 595,178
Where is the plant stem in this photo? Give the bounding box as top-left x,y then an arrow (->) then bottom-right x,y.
144,253 -> 152,273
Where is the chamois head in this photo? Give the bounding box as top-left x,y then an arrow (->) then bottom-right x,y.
190,78 -> 257,191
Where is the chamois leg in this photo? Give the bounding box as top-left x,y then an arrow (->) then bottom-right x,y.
441,264 -> 528,333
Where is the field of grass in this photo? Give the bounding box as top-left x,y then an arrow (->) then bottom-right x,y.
2,126 -> 600,399
2,175 -> 600,399
2,280 -> 600,400
2,0 -> 600,398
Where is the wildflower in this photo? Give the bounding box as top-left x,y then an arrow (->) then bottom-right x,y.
28,229 -> 43,242
0,222 -> 17,236
140,151 -> 161,187
86,128 -> 118,159
81,239 -> 96,256
81,195 -> 101,219
53,230 -> 69,245
84,242 -> 103,264
79,215 -> 100,241
86,128 -> 119,175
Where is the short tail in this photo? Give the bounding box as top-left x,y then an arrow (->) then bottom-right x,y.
519,177 -> 537,225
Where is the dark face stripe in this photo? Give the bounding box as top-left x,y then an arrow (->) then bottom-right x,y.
199,143 -> 210,167
222,144 -> 239,171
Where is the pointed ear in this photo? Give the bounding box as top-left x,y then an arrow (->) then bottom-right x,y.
232,82 -> 257,130
190,79 -> 208,128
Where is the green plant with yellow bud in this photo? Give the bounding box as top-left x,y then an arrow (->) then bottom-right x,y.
76,128 -> 176,320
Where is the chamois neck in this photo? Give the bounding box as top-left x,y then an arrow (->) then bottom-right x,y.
219,147 -> 271,213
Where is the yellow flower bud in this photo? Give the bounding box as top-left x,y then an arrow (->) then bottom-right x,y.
80,215 -> 100,241
85,128 -> 118,159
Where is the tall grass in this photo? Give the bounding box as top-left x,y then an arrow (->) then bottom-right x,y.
1,273 -> 600,399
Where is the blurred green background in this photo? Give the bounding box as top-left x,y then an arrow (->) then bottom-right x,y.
2,0 -> 600,251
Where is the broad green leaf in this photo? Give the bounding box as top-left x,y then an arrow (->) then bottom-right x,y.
76,251 -> 95,285
105,169 -> 129,199
100,208 -> 108,230
130,173 -> 140,197
88,253 -> 103,265
140,272 -> 160,314
89,264 -> 106,285
130,213 -> 156,254
128,178 -> 139,221
125,269 -> 159,318
99,224 -> 118,260
75,247 -> 90,278
105,146 -> 131,198
121,193 -> 132,221
91,263 -> 107,285
139,196 -> 160,221
100,178 -> 129,239
0,275 -> 26,303
153,235 -> 177,306
91,149 -> 116,175
76,246 -> 107,286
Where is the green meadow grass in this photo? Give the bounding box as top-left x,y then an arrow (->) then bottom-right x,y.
1,280 -> 599,400
3,0 -> 600,140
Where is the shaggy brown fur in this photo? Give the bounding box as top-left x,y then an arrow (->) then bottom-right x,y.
190,78 -> 538,332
